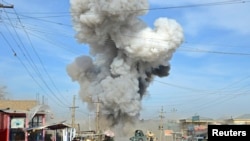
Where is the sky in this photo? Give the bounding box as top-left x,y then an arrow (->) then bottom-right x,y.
1,0 -> 250,124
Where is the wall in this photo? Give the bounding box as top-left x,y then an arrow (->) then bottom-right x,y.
0,112 -> 10,141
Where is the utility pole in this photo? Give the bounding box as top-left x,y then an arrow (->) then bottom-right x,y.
159,106 -> 166,141
171,108 -> 177,122
171,108 -> 177,141
88,113 -> 91,130
95,97 -> 101,133
94,97 -> 102,141
36,93 -> 40,104
0,3 -> 14,8
69,95 -> 79,130
42,95 -> 45,105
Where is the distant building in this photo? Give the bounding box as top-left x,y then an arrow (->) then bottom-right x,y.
0,100 -> 47,141
179,114 -> 250,140
179,115 -> 216,138
223,114 -> 250,125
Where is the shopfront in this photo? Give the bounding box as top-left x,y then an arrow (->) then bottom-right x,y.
0,109 -> 46,141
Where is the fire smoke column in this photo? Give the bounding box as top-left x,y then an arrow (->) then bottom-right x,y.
67,0 -> 184,127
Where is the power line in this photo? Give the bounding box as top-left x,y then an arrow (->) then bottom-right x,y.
1,31 -> 68,108
4,13 -> 249,58
179,47 -> 250,56
0,32 -> 16,55
146,0 -> 248,11
4,0 -> 250,15
1,18 -> 82,57
8,12 -> 72,27
1,32 -> 52,99
13,8 -> 71,106
2,1 -> 249,57
2,9 -> 70,107
2,0 -> 250,120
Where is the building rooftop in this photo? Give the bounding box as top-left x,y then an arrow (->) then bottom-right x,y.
0,100 -> 38,111
235,114 -> 250,119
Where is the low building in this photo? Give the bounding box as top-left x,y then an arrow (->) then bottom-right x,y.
179,115 -> 215,137
179,114 -> 250,140
0,100 -> 48,141
223,114 -> 250,125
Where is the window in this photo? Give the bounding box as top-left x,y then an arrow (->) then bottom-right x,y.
28,115 -> 44,141
29,115 -> 43,127
9,117 -> 25,141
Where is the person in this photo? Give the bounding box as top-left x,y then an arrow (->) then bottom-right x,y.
50,135 -> 55,141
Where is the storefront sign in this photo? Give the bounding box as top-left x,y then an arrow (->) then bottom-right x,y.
11,118 -> 25,128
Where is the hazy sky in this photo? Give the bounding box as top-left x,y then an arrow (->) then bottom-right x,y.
1,0 -> 250,122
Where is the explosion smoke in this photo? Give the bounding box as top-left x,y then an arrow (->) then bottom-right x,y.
67,0 -> 184,127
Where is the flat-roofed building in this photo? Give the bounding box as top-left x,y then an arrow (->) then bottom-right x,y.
223,114 -> 250,125
0,100 -> 47,141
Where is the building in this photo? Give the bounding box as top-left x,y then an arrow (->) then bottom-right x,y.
179,115 -> 215,138
223,114 -> 250,125
178,114 -> 250,140
0,100 -> 48,141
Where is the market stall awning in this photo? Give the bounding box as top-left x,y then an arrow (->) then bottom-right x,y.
46,122 -> 71,130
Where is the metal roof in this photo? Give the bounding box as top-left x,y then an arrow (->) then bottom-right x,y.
0,100 -> 38,111
25,121 -> 72,131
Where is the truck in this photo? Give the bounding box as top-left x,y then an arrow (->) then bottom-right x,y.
129,130 -> 156,141
129,130 -> 147,141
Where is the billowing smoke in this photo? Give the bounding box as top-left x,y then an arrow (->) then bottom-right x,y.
67,0 -> 184,128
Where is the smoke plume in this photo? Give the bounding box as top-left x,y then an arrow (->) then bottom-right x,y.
67,0 -> 184,128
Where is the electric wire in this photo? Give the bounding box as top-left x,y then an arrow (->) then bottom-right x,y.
2,0 -> 249,57
4,0 -> 250,15
2,9 -> 70,107
0,32 -> 56,105
1,0 -> 250,119
13,9 -> 71,107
